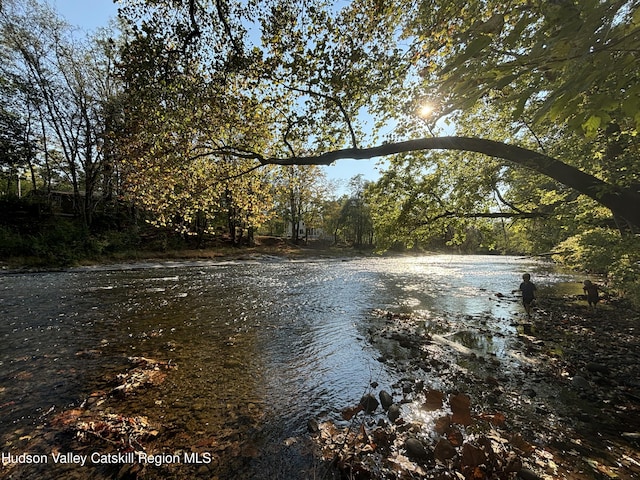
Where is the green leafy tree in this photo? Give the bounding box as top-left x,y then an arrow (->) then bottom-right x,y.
273,164 -> 328,244
339,175 -> 374,247
113,1 -> 640,226
1,0 -> 119,225
254,1 -> 640,231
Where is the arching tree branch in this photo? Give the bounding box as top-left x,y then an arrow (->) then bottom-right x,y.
421,210 -> 550,224
260,136 -> 640,229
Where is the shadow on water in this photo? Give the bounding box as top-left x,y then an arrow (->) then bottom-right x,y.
0,255 -> 576,478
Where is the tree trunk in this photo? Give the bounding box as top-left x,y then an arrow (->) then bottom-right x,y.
247,226 -> 255,246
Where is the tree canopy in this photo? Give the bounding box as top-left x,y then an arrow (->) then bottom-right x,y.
110,0 -> 640,229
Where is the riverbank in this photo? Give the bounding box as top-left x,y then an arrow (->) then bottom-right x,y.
314,294 -> 640,479
0,236 -> 377,273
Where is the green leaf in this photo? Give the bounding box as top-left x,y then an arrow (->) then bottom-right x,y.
443,35 -> 492,73
494,73 -> 518,90
463,35 -> 492,59
633,6 -> 640,26
582,115 -> 601,139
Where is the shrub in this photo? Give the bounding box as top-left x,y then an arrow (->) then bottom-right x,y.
0,226 -> 29,257
554,228 -> 640,305
553,228 -> 622,273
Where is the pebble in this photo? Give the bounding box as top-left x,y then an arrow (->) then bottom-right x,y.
571,375 -> 590,390
360,393 -> 379,413
307,418 -> 319,434
518,468 -> 543,480
379,390 -> 394,410
586,363 -> 610,374
388,404 -> 401,422
404,437 -> 431,461
433,438 -> 456,460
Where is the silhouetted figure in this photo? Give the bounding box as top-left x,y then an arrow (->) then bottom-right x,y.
583,279 -> 600,312
514,273 -> 537,318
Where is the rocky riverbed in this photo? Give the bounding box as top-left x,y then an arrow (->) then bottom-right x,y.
1,287 -> 638,480
311,294 -> 640,479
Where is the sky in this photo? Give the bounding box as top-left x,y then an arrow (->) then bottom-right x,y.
53,0 -> 384,195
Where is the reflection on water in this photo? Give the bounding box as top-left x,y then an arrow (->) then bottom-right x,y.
0,255 -> 574,478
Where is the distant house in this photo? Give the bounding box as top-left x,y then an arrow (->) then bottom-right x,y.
27,189 -> 102,216
286,220 -> 328,241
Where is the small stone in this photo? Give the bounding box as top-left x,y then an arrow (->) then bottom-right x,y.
572,375 -> 590,390
505,453 -> 522,473
433,438 -> 456,461
307,418 -> 320,434
388,404 -> 401,422
379,390 -> 394,410
586,363 -> 610,374
196,465 -> 210,476
404,437 -> 432,462
518,468 -> 543,480
359,393 -> 379,413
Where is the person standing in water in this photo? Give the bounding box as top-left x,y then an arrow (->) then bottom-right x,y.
514,273 -> 537,318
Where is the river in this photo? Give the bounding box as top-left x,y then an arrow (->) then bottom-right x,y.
0,255 -> 580,479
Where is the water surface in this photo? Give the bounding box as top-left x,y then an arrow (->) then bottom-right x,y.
0,255 -> 577,478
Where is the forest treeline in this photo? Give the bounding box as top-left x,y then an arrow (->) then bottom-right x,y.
1,0 -> 639,303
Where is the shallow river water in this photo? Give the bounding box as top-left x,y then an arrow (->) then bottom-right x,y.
0,255 -> 580,478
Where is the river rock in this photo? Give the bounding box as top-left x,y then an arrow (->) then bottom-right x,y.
196,465 -> 210,476
379,390 -> 394,410
404,437 -> 431,462
307,418 -> 320,434
571,375 -> 590,390
388,404 -> 401,422
586,362 -> 610,374
433,438 -> 456,461
359,393 -> 379,413
518,468 -> 543,480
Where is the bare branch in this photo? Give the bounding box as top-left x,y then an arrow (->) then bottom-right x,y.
283,119 -> 297,157
283,84 -> 359,149
215,162 -> 264,182
422,210 -> 548,224
215,0 -> 244,59
518,118 -> 547,154
492,186 -> 526,214
188,145 -> 265,163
